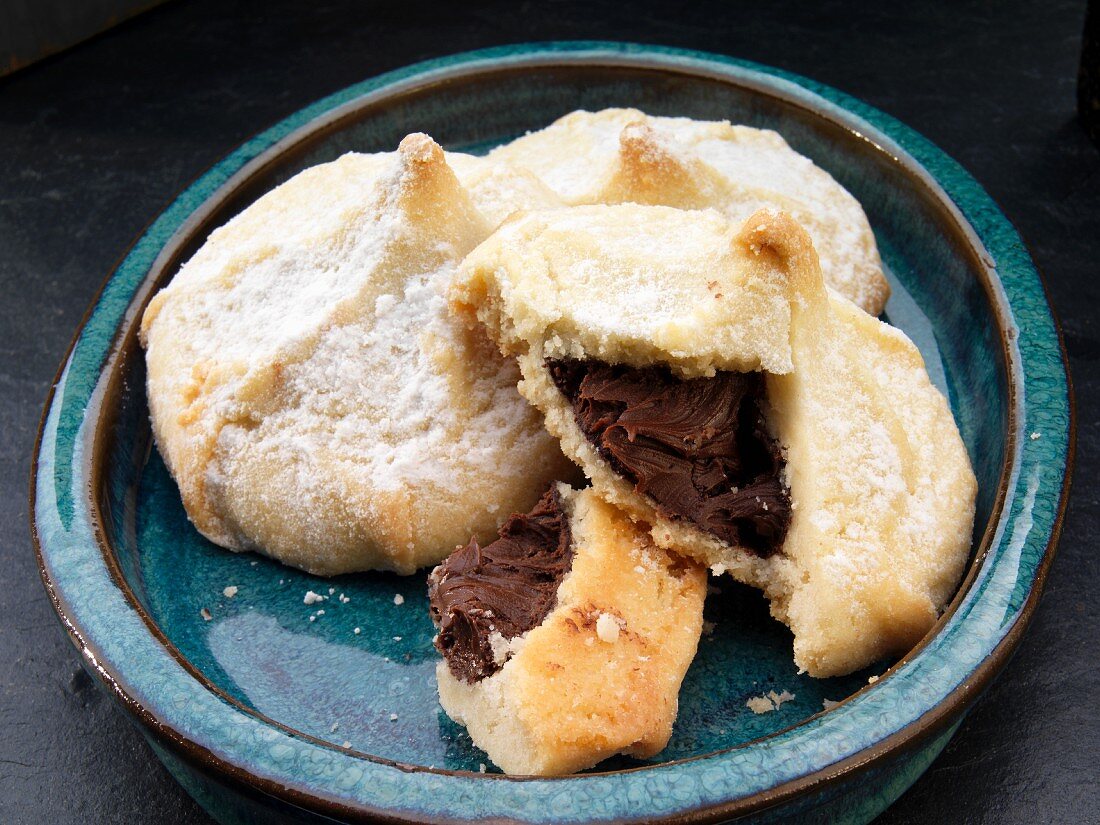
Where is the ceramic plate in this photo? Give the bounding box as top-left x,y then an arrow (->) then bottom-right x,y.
32,42 -> 1072,824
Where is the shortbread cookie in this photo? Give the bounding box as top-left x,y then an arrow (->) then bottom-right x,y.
451,204 -> 796,378
452,204 -> 976,676
140,135 -> 576,575
429,483 -> 706,775
756,213 -> 975,676
445,152 -> 562,228
491,108 -> 889,315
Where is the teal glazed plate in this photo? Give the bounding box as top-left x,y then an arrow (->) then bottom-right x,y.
32,43 -> 1073,824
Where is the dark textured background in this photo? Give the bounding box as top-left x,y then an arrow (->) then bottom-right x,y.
1,1 -> 1096,822
0,0 -> 168,75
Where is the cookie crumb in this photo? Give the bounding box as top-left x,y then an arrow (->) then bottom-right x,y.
596,612 -> 620,643
200,608 -> 212,621
222,585 -> 238,598
747,689 -> 795,713
342,741 -> 351,748
389,713 -> 398,722
393,636 -> 402,642
394,594 -> 405,606
1030,431 -> 1041,440
823,698 -> 841,711
767,689 -> 795,709
478,763 -> 487,773
309,615 -> 316,622
354,627 -> 361,635
328,587 -> 336,595
488,631 -> 510,666
330,722 -> 339,733
746,696 -> 774,714
304,590 -> 324,605
868,675 -> 880,685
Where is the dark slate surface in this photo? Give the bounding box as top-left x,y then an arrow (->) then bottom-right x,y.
1,1 -> 1096,822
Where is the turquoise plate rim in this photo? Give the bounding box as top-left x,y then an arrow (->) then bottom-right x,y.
30,42 -> 1073,823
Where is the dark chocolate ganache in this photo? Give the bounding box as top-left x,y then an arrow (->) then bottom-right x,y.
428,487 -> 573,683
548,358 -> 791,555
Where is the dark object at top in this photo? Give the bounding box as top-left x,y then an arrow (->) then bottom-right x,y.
0,0 -> 167,78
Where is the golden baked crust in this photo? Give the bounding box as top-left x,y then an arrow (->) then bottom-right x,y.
452,204 -> 976,677
490,108 -> 889,315
750,213 -> 976,676
140,135 -> 577,575
435,484 -> 707,775
452,204 -> 796,377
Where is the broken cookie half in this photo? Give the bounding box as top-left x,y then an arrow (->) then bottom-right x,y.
490,107 -> 889,315
429,483 -> 706,775
452,204 -> 976,677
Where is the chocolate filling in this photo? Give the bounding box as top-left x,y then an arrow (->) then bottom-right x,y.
428,487 -> 574,683
548,358 -> 790,555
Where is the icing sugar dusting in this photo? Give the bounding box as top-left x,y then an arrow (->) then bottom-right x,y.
144,142 -> 575,572
227,253 -> 533,499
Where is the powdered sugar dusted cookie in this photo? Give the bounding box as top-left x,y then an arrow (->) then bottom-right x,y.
140,134 -> 576,575
451,204 -> 796,378
751,212 -> 975,676
445,151 -> 561,228
453,204 -> 975,676
429,483 -> 706,775
490,108 -> 889,315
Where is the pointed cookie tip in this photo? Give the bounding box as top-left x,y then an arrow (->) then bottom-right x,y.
398,132 -> 445,166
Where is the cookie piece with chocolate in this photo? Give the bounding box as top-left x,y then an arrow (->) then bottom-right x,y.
452,204 -> 976,677
140,134 -> 577,576
429,483 -> 707,775
489,107 -> 889,314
